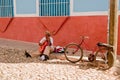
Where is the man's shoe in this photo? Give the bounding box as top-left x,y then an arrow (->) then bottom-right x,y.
40,55 -> 46,61
44,54 -> 49,60
40,54 -> 49,61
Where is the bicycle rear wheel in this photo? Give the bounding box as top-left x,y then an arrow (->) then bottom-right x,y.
94,49 -> 114,70
106,51 -> 114,69
64,43 -> 83,63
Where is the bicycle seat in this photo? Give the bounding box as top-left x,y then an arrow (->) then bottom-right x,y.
97,42 -> 113,48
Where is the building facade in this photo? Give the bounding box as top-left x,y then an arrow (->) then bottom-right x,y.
0,0 -> 120,54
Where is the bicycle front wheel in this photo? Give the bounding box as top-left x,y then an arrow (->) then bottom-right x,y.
64,43 -> 83,63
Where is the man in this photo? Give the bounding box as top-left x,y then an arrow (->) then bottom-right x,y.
25,31 -> 54,61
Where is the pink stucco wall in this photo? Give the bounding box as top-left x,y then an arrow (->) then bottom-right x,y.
0,16 -> 119,54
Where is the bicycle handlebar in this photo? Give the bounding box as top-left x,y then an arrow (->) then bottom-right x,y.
80,36 -> 89,39
79,36 -> 89,45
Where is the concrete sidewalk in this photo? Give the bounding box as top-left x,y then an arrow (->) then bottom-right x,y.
0,38 -> 119,60
0,38 -> 65,60
0,38 -> 38,51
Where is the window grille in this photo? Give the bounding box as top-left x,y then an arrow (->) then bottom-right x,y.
39,0 -> 70,16
0,0 -> 14,17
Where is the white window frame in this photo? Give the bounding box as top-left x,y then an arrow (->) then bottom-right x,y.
13,0 -> 39,17
70,0 -> 109,16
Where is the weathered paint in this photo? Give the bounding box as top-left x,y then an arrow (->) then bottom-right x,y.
0,16 -> 119,54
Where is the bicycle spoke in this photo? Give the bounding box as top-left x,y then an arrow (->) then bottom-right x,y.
64,44 -> 83,63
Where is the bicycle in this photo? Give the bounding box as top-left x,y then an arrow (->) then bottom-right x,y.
64,36 -> 115,70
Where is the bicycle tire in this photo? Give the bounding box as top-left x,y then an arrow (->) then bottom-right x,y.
64,43 -> 83,63
106,51 -> 115,69
94,49 -> 115,70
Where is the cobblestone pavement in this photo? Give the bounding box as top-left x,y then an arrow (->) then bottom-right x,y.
0,38 -> 119,80
0,59 -> 119,80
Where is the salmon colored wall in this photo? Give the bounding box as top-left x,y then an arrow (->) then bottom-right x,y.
0,16 -> 119,54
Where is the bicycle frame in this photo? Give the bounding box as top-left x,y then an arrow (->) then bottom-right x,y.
64,36 -> 115,70
78,36 -> 97,55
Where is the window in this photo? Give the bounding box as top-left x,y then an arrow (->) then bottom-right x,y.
39,0 -> 70,16
0,0 -> 14,17
73,0 -> 108,12
70,0 -> 109,16
14,0 -> 39,17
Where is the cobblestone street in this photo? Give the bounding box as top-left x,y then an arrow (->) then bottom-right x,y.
0,60 -> 118,80
0,38 -> 119,80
